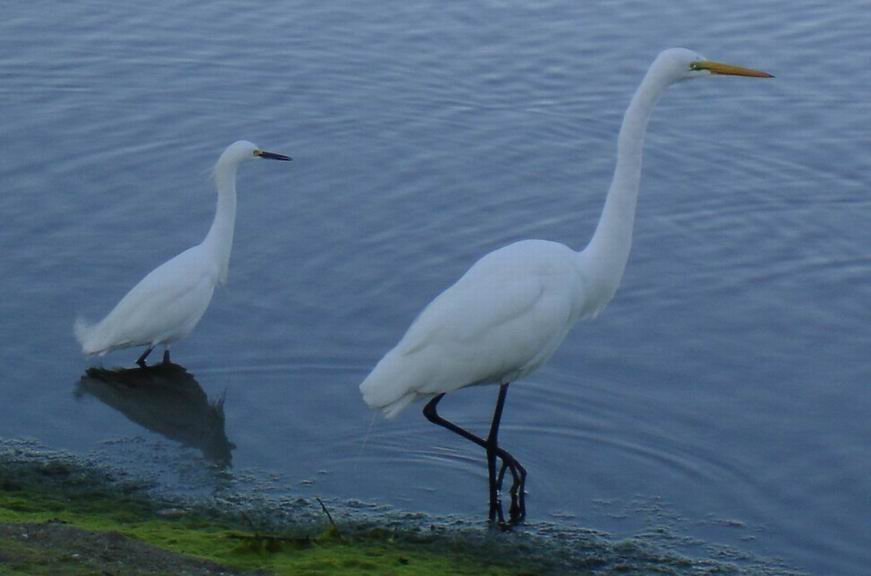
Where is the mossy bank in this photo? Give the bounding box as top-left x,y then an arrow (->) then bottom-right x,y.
0,441 -> 803,575
0,454 -> 536,575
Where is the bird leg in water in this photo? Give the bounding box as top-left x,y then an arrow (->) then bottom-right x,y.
423,388 -> 525,525
486,395 -> 504,523
423,394 -> 506,523
489,384 -> 526,523
136,346 -> 155,368
496,448 -> 527,523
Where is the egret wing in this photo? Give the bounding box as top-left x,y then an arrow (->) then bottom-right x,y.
92,246 -> 218,350
396,249 -> 581,394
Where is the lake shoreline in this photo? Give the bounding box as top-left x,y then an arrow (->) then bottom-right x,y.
0,439 -> 537,575
0,438 -> 805,575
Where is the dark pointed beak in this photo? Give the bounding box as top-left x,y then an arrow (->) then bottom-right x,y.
255,150 -> 292,161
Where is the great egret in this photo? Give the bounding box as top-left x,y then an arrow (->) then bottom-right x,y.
75,140 -> 291,367
359,48 -> 772,524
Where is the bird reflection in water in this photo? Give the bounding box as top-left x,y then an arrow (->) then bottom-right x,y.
76,362 -> 235,467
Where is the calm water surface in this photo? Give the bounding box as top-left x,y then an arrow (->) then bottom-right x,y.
1,2 -> 870,574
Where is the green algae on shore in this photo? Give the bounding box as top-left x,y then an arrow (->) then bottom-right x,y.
0,452 -> 529,575
1,440 -> 808,576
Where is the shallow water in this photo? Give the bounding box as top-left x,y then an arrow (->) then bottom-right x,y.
2,2 -> 870,574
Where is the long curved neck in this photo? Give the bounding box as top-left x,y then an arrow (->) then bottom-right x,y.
581,64 -> 672,295
202,160 -> 238,284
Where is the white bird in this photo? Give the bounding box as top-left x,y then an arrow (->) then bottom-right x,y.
359,48 -> 772,524
75,140 -> 291,367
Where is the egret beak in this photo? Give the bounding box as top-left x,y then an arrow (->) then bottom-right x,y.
692,60 -> 773,78
255,150 -> 292,161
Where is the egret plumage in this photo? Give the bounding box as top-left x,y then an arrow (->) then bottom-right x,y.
359,48 -> 772,524
75,140 -> 290,367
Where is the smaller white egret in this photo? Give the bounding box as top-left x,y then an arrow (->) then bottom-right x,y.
75,140 -> 290,367
359,49 -> 772,524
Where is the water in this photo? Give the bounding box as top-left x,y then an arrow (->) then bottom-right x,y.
1,1 -> 870,574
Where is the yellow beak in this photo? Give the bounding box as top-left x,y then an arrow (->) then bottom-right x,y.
694,60 -> 774,78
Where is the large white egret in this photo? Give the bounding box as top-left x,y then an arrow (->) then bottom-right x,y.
75,140 -> 291,367
359,48 -> 772,524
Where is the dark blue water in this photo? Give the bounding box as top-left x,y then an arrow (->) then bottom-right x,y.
2,2 -> 870,574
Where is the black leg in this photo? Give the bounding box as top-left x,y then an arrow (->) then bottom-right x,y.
486,383 -> 526,524
424,393 -> 504,523
486,440 -> 501,521
497,450 -> 527,523
162,349 -> 171,364
486,384 -> 509,522
423,385 -> 526,525
136,346 -> 154,368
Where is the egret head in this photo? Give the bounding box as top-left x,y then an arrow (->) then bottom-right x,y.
654,48 -> 773,84
219,140 -> 292,167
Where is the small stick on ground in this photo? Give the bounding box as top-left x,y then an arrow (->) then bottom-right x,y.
240,510 -> 258,534
315,497 -> 338,534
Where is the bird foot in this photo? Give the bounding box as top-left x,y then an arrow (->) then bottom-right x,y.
487,490 -> 526,528
508,499 -> 526,524
496,459 -> 527,525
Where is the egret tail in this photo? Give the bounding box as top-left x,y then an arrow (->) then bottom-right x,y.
359,351 -> 421,418
74,316 -> 98,355
74,316 -> 115,356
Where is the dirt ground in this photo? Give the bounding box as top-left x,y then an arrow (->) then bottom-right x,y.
0,522 -> 263,576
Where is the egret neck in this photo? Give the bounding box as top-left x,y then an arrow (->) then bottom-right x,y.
203,154 -> 239,285
581,61 -> 671,304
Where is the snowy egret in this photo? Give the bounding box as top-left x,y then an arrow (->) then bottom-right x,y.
359,48 -> 772,524
75,140 -> 290,367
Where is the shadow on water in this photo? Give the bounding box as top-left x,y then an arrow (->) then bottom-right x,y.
75,362 -> 235,467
